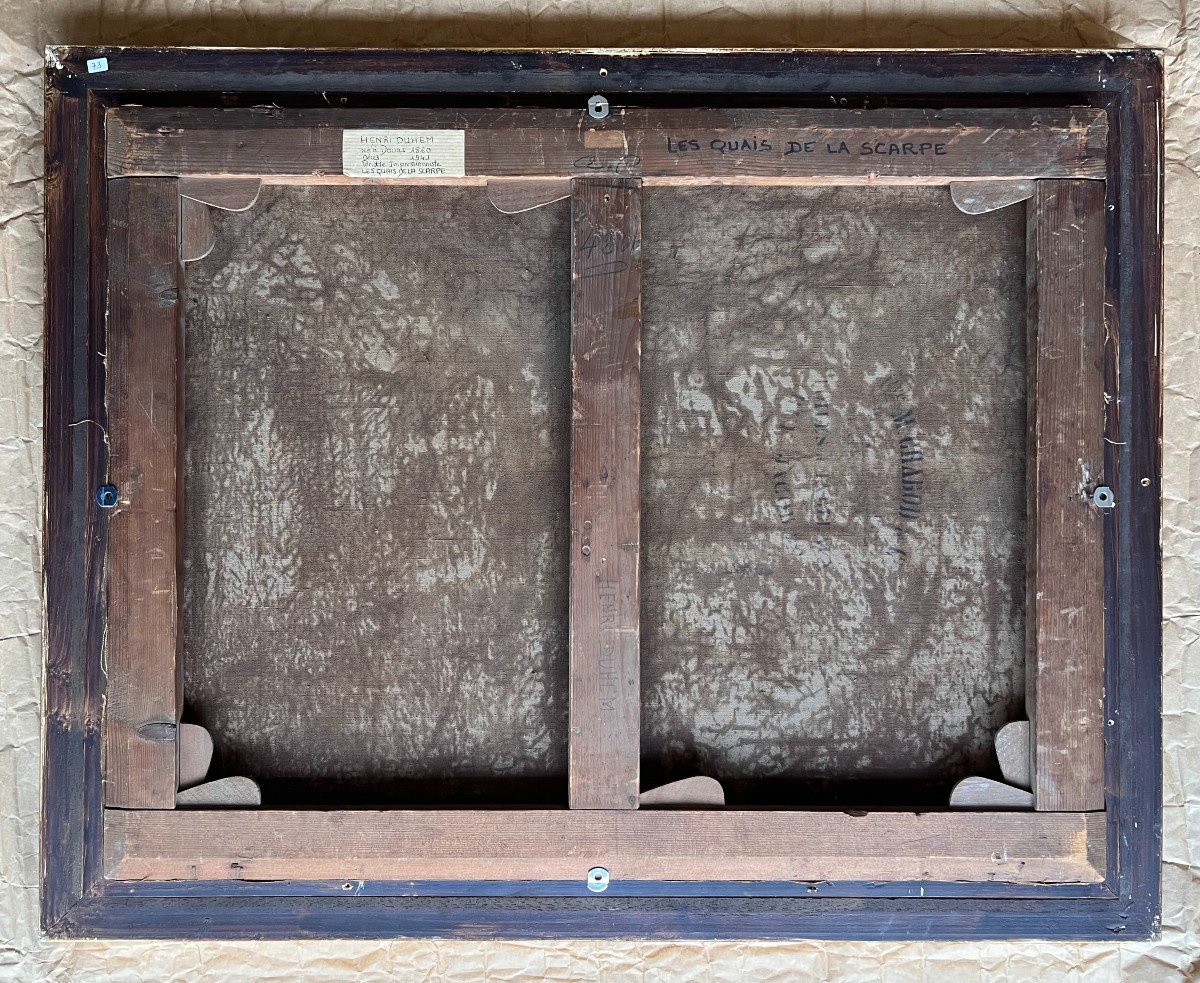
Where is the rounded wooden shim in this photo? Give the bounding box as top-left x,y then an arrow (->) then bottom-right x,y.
175,776 -> 261,807
180,197 -> 216,263
487,178 -> 572,214
177,723 -> 214,790
639,776 -> 725,808
950,180 -> 1035,214
995,721 -> 1032,790
179,177 -> 262,212
949,776 -> 1034,809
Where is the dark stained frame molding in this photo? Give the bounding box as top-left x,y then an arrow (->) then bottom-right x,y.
43,46 -> 1162,940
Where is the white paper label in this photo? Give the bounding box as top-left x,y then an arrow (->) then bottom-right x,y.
342,129 -> 466,178
86,57 -> 109,74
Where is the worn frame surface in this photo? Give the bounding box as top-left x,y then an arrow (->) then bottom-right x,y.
43,47 -> 1162,940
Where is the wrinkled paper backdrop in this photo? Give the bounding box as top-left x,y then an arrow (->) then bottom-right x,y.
1,1 -> 1196,979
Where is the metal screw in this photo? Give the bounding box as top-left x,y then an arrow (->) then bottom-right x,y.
1092,485 -> 1115,509
95,484 -> 118,508
587,95 -> 610,120
581,545 -> 592,556
587,866 -> 610,893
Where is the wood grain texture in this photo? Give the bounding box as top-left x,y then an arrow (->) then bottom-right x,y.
104,178 -> 182,809
106,106 -> 1108,184
1110,49 -> 1165,933
569,178 -> 642,810
1027,180 -> 1107,812
43,79 -> 109,931
102,808 -> 1105,884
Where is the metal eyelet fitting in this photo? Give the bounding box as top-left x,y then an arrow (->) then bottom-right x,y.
95,484 -> 119,508
1092,485 -> 1115,509
587,95 -> 610,120
586,866 -> 610,893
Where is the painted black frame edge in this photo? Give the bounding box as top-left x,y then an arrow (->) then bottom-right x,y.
47,45 -> 1161,99
1104,42 -> 1163,939
42,46 -> 1163,941
42,79 -> 108,934
59,890 -> 1151,942
101,878 -> 1117,900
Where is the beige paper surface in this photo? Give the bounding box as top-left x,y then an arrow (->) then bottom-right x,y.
342,130 -> 467,177
2,3 -> 1196,979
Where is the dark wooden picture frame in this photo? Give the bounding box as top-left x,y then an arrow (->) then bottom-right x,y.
44,46 -> 1162,940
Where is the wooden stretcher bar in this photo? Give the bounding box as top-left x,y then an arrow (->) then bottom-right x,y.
1026,180 -> 1108,811
103,808 -> 1107,885
96,121 -> 1110,858
103,178 -> 183,809
568,177 -> 643,809
106,106 -> 1108,184
98,178 -> 1112,819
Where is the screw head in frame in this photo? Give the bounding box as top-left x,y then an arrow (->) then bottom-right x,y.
1092,485 -> 1115,509
586,866 -> 610,893
587,95 -> 610,120
95,484 -> 119,508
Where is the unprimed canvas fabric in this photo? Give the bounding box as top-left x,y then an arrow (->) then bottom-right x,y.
181,184 -> 1023,809
640,186 -> 1026,805
3,2 -> 1199,980
183,186 -> 572,805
